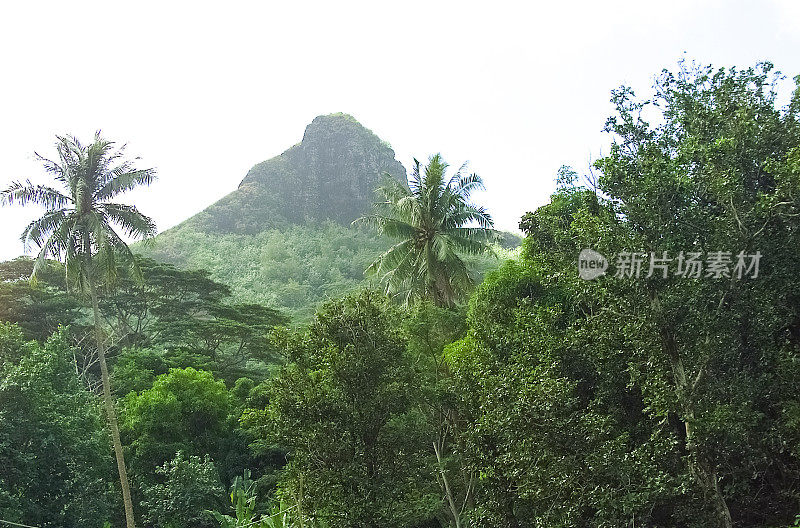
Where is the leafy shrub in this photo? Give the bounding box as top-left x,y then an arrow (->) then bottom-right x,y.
141,452 -> 225,528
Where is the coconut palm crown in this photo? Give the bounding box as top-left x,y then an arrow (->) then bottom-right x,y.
356,153 -> 496,307
2,132 -> 157,289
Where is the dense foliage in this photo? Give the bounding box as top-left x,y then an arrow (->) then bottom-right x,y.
138,221 -> 512,321
444,62 -> 800,527
1,62 -> 799,528
0,326 -> 113,528
244,291 -> 438,527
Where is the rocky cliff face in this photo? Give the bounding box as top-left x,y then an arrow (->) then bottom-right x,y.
186,113 -> 407,233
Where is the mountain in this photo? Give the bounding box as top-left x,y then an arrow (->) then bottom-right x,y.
138,113 -> 513,320
181,113 -> 407,233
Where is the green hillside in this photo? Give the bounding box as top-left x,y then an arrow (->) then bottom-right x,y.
138,113 -> 516,320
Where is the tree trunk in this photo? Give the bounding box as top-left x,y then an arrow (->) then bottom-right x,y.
89,277 -> 137,528
433,440 -> 462,528
648,289 -> 732,528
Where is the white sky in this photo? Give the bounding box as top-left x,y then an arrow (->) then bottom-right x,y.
1,0 -> 798,261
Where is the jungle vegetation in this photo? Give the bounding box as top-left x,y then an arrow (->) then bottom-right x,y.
1,61 -> 800,528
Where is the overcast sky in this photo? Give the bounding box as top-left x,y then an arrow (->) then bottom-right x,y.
1,1 -> 798,261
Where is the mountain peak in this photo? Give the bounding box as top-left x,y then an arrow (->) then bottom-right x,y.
186,114 -> 407,234
300,112 -> 393,154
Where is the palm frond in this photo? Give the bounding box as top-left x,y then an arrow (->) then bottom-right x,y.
366,239 -> 415,276
84,211 -> 136,284
449,172 -> 486,200
446,204 -> 495,230
1,181 -> 71,208
422,154 -> 447,214
360,216 -> 417,241
95,167 -> 157,200
441,232 -> 495,256
408,158 -> 423,195
446,161 -> 469,187
100,202 -> 157,239
21,208 -> 71,250
32,216 -> 76,277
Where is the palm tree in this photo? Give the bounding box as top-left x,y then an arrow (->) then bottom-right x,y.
1,132 -> 157,528
355,153 -> 496,307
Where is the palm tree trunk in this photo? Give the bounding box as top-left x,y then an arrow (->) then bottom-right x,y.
89,276 -> 137,528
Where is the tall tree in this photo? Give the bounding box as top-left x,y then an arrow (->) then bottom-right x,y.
356,154 -> 496,307
591,62 -> 800,528
245,291 -> 438,527
1,132 -> 157,528
448,62 -> 800,528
